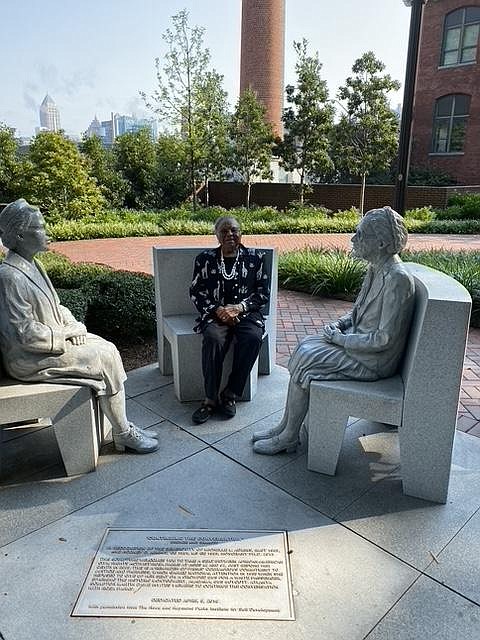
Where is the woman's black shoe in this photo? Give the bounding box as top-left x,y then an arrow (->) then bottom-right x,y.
220,392 -> 236,419
192,404 -> 215,424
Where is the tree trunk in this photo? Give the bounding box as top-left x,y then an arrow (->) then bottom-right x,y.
299,170 -> 305,205
246,182 -> 251,209
359,173 -> 366,217
205,178 -> 209,207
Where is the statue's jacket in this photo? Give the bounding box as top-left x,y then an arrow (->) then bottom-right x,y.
0,251 -> 125,394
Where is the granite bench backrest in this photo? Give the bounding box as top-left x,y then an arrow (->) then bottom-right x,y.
400,262 -> 471,421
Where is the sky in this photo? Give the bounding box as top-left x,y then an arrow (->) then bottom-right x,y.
2,0 -> 411,138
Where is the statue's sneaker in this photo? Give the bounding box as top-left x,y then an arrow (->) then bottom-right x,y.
114,425 -> 159,453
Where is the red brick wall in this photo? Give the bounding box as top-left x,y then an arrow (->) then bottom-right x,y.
203,181 -> 469,211
240,0 -> 285,136
411,0 -> 480,183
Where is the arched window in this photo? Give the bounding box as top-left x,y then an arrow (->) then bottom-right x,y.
431,94 -> 470,153
441,6 -> 480,66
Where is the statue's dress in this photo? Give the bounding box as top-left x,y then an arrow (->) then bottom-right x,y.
289,258 -> 415,390
0,251 -> 126,395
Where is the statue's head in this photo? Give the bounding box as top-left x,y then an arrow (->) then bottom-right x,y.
0,199 -> 45,254
352,206 -> 407,261
214,215 -> 242,255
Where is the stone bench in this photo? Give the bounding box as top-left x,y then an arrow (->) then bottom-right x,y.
0,365 -> 100,477
307,262 -> 472,504
152,246 -> 277,402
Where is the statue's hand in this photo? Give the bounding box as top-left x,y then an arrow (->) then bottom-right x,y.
323,325 -> 346,347
65,322 -> 87,345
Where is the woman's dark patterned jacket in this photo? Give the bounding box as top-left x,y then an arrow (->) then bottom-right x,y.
189,245 -> 270,332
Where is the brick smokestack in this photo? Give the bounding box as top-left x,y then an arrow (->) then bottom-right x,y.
240,0 -> 285,137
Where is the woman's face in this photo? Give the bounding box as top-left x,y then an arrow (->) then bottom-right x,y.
351,219 -> 380,261
16,210 -> 49,257
216,219 -> 241,256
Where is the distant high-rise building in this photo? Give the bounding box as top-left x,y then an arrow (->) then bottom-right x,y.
85,115 -> 104,139
39,94 -> 61,132
240,0 -> 285,137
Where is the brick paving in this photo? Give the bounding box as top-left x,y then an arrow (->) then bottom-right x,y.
49,233 -> 480,438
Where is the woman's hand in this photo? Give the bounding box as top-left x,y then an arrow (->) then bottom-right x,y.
323,325 -> 346,347
65,322 -> 87,345
215,304 -> 243,325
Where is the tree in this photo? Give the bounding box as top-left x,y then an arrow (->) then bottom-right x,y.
278,40 -> 334,204
194,71 -> 231,206
334,52 -> 400,215
141,10 -> 210,211
80,135 -> 127,208
229,88 -> 274,208
156,133 -> 190,207
0,123 -> 21,200
113,129 -> 158,209
20,131 -> 105,220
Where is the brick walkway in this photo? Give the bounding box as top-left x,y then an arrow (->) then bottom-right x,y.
49,233 -> 480,438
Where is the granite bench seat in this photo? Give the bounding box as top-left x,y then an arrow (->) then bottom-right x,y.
0,375 -> 99,477
307,262 -> 472,504
153,246 -> 277,402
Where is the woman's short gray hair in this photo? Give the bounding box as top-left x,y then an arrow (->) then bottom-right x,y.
363,206 -> 408,255
214,215 -> 241,235
0,199 -> 39,250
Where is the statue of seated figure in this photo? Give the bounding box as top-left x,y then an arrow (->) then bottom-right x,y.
252,206 -> 416,455
0,199 -> 158,454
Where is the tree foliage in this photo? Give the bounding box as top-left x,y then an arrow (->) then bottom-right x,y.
112,129 -> 159,209
278,40 -> 334,203
229,87 -> 274,208
141,10 -> 211,210
156,133 -> 190,207
193,70 -> 231,205
80,135 -> 127,208
334,52 -> 400,214
20,131 -> 105,220
0,124 -> 21,200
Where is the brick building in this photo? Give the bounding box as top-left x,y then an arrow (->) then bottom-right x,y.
240,0 -> 285,136
411,0 -> 480,183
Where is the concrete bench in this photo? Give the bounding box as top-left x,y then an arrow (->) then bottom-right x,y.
153,246 -> 278,402
307,262 -> 472,504
0,363 -> 100,477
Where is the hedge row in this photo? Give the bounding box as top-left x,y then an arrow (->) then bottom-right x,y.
46,205 -> 480,241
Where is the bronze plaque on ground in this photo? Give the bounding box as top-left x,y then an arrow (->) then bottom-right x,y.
72,528 -> 295,620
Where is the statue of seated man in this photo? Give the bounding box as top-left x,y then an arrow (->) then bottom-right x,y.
0,199 -> 158,454
252,205 -> 415,455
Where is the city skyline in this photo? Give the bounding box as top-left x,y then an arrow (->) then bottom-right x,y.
2,1 -> 411,138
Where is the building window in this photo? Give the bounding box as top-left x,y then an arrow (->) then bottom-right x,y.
432,94 -> 470,153
441,7 -> 480,66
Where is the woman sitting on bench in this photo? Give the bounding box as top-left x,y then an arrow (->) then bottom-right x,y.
0,199 -> 158,454
252,206 -> 415,455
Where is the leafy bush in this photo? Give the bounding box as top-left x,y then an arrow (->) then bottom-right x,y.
278,247 -> 480,327
443,192 -> 480,220
38,253 -> 156,339
56,288 -> 89,323
403,206 -> 434,222
279,249 -> 366,298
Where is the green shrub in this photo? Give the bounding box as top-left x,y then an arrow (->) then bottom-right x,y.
56,288 -> 89,323
279,249 -> 366,298
37,253 -> 156,339
404,206 -> 434,222
85,270 -> 156,340
445,192 -> 480,219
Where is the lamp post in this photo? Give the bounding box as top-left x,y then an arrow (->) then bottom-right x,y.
394,0 -> 427,214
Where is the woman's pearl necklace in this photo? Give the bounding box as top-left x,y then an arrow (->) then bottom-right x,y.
219,251 -> 239,280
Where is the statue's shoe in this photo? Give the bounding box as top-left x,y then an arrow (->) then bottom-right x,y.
251,423 -> 285,443
114,425 -> 159,454
130,423 -> 158,440
253,434 -> 299,455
